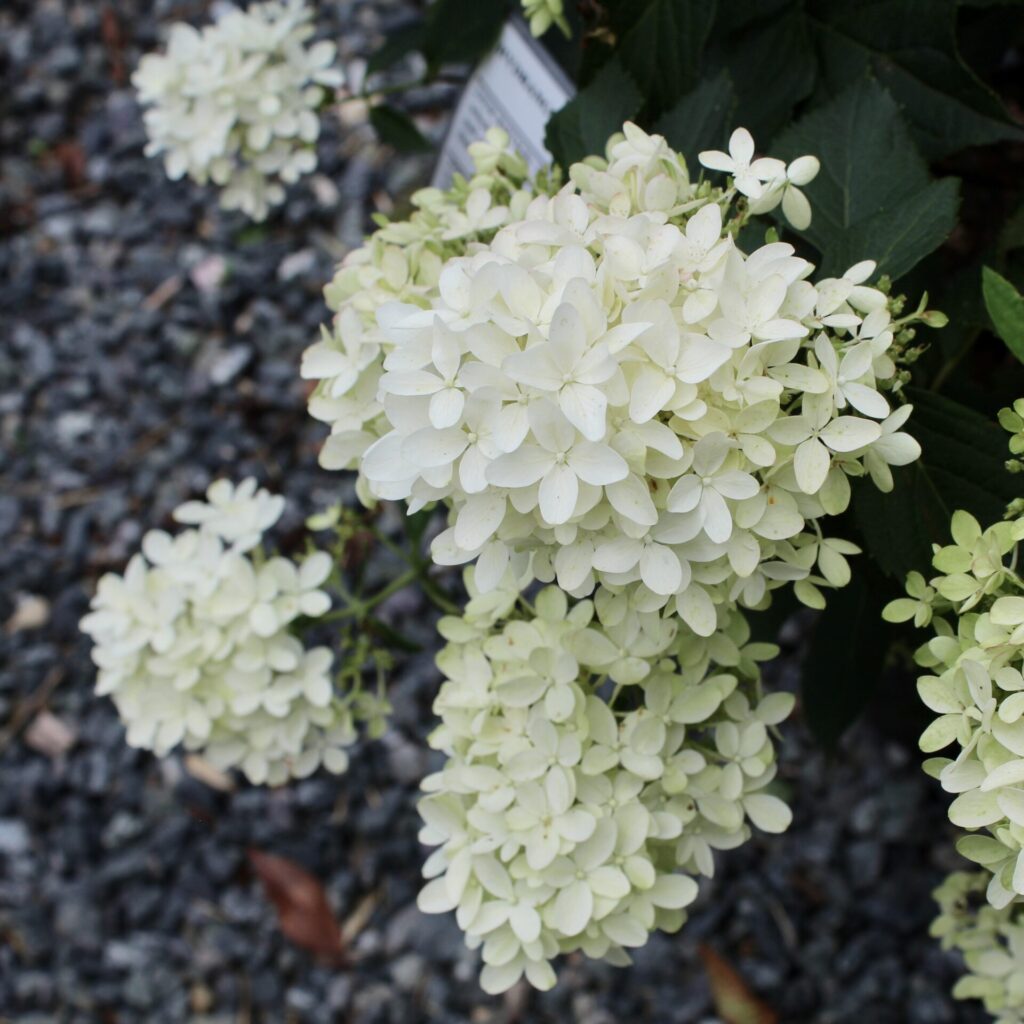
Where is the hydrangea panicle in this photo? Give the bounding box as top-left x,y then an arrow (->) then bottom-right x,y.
417,572 -> 793,992
295,120 -> 944,992
80,478 -> 358,785
133,0 -> 343,220
933,871 -> 1024,1023
306,122 -> 929,650
885,504 -> 1024,909
887,414 -> 1024,1021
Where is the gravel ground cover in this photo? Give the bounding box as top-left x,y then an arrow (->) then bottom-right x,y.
0,2 -> 987,1021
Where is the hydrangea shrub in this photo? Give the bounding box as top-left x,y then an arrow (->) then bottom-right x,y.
83,0 -> 1024,1013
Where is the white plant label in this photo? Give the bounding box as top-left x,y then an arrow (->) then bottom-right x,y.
432,18 -> 575,188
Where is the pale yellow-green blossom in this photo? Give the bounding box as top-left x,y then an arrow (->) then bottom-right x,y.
889,484 -> 1024,1022
521,0 -> 571,38
417,571 -> 791,992
80,479 -> 357,784
933,871 -> 1024,1024
308,123 -> 928,651
133,0 -> 343,220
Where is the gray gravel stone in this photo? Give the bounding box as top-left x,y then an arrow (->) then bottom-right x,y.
0,820 -> 30,855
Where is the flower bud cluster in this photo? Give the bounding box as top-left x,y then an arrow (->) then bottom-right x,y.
133,0 -> 343,221
80,479 -> 357,785
932,871 -> 1024,1024
521,0 -> 571,38
1000,398 -> 1024,474
416,573 -> 792,992
885,508 -> 1024,909
323,123 -> 923,643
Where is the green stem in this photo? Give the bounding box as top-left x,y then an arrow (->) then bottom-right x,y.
363,518 -> 459,615
365,567 -> 420,609
320,566 -> 419,623
418,571 -> 461,615
368,525 -> 407,560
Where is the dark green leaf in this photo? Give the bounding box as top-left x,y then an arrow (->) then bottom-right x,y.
721,7 -> 817,140
810,0 -> 1024,159
367,21 -> 426,75
745,585 -> 799,646
827,178 -> 960,283
422,0 -> 508,69
908,385 -> 1022,517
928,262 -> 987,374
853,387 -> 1022,580
617,0 -> 717,115
545,57 -> 643,169
998,201 -> 1024,259
851,465 -> 946,581
711,0 -> 794,35
773,78 -> 960,279
369,105 -> 432,153
653,71 -> 736,160
983,266 -> 1024,363
801,571 -> 887,750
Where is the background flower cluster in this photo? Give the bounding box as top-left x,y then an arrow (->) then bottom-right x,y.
80,479 -> 358,785
886,407 -> 1024,1021
133,0 -> 343,220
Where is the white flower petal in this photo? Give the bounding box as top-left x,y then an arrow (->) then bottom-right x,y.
538,463 -> 579,525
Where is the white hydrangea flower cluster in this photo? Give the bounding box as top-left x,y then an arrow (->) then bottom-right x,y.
133,0 -> 343,221
303,127 -> 533,480
885,410 -> 1024,1022
298,122 -> 936,991
80,479 -> 357,785
932,871 -> 1024,1024
885,507 -> 1024,911
416,573 -> 792,992
312,123 -> 921,642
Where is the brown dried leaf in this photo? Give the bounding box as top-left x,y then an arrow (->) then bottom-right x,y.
699,945 -> 778,1024
184,753 -> 235,792
4,594 -> 50,633
249,850 -> 346,965
142,275 -> 184,312
24,710 -> 76,758
53,141 -> 86,188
